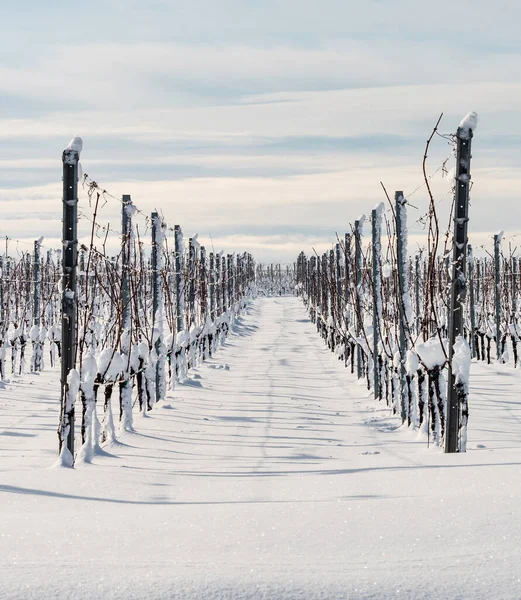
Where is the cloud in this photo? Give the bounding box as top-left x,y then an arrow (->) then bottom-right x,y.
1,158 -> 519,262
0,1 -> 520,263
1,81 -> 520,148
0,35 -> 520,112
6,0 -> 520,49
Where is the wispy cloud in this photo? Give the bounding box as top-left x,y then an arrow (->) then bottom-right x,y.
0,1 -> 520,260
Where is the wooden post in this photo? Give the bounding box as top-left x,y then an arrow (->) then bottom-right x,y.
227,254 -> 234,307
335,244 -> 342,327
25,253 -> 31,313
354,219 -> 363,379
310,256 -> 317,317
344,233 -> 351,329
395,192 -> 408,423
174,225 -> 184,334
0,255 -> 4,330
468,244 -> 477,359
209,252 -> 215,320
321,253 -> 329,322
313,256 -> 322,316
200,246 -> 207,322
121,196 -> 132,334
151,213 -> 160,323
512,255 -> 518,365
151,212 -> 163,403
33,240 -> 41,327
371,208 -> 381,399
216,253 -> 222,317
188,239 -> 195,326
222,255 -> 227,314
493,233 -> 503,362
415,254 -> 421,335
31,239 -> 43,372
329,249 -> 335,323
120,195 -> 133,428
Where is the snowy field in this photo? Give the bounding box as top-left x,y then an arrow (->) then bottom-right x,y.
1,296 -> 521,599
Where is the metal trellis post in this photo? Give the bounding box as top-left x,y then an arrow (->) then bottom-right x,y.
468,244 -> 477,359
371,209 -> 381,400
58,140 -> 80,460
446,124 -> 474,453
494,234 -> 502,362
395,191 -> 408,423
354,220 -> 363,380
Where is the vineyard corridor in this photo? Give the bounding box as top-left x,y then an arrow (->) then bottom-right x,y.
2,295 -> 521,599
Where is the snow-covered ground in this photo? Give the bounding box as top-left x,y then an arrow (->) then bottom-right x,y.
1,297 -> 521,599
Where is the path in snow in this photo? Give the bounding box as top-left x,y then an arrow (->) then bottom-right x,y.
1,296 -> 521,599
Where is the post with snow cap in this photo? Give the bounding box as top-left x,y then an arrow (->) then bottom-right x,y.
120,195 -> 133,429
32,238 -> 44,372
25,254 -> 31,305
354,218 -> 363,379
335,243 -> 342,324
227,254 -> 234,307
321,253 -> 329,322
468,245 -> 477,359
372,205 -> 384,400
215,253 -> 222,317
33,239 -> 41,327
188,238 -> 196,326
209,252 -> 216,321
446,112 -> 477,453
512,256 -> 519,367
121,196 -> 132,329
395,191 -> 408,423
151,212 -> 165,404
174,225 -> 184,334
315,257 -> 321,320
222,255 -> 227,314
200,246 -> 207,321
493,232 -> 503,362
152,213 -> 160,326
58,135 -> 82,462
344,233 -> 351,323
415,254 -> 421,335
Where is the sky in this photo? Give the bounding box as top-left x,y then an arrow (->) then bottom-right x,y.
1,0 -> 521,262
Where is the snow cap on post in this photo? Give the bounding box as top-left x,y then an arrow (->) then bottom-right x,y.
190,233 -> 201,251
458,112 -> 478,140
373,202 -> 385,217
63,135 -> 83,164
356,214 -> 366,232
